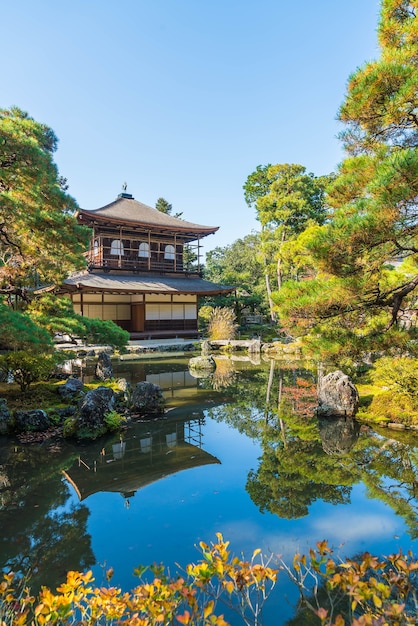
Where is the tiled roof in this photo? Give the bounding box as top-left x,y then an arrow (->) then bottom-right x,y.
78,196 -> 218,236
63,271 -> 235,295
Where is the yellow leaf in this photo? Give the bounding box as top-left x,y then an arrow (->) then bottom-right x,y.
204,600 -> 214,618
252,548 -> 261,559
373,594 -> 382,608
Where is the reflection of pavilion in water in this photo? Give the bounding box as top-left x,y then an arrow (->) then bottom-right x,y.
63,411 -> 220,503
83,364 -> 199,402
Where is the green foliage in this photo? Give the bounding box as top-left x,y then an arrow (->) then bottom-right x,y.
155,196 -> 183,218
243,163 -> 330,322
273,0 -> 418,361
204,233 -> 268,317
28,294 -> 129,349
0,107 -> 90,294
0,301 -> 52,351
62,416 -> 77,438
365,356 -> 418,424
0,350 -> 64,392
104,410 -> 127,431
198,304 -> 214,330
207,307 -> 237,340
366,390 -> 418,425
370,356 -> 418,399
81,317 -> 129,349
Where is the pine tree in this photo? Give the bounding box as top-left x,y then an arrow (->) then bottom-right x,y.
275,0 -> 418,361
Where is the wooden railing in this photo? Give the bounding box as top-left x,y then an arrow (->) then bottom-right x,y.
86,250 -> 188,273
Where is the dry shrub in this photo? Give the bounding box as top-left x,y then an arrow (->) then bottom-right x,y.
207,307 -> 237,341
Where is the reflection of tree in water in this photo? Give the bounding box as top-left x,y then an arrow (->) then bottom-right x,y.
203,359 -> 418,536
247,412 -> 418,535
211,358 -> 237,391
247,437 -> 354,519
0,442 -> 95,592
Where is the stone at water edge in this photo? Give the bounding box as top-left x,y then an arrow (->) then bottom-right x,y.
130,381 -> 165,416
57,377 -> 83,400
201,340 -> 212,356
76,386 -> 115,431
0,399 -> 11,434
317,370 -> 359,417
188,355 -> 216,371
13,409 -> 51,433
95,352 -> 114,381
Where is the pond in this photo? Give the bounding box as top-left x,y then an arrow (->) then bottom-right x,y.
0,355 -> 417,625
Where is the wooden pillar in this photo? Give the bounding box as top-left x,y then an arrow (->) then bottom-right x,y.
119,225 -> 123,268
148,230 -> 151,270
174,233 -> 177,271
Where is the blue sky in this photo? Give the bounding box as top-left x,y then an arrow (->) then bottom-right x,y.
2,0 -> 381,254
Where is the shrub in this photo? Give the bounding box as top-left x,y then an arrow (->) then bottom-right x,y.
28,294 -> 130,349
0,351 -> 64,392
0,537 -> 416,626
367,391 -> 418,426
198,304 -> 214,330
370,356 -> 418,405
207,307 -> 237,341
81,317 -> 130,350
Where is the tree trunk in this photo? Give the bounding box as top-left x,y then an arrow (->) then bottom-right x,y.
276,228 -> 286,291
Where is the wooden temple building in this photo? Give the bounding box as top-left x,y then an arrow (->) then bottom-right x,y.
62,191 -> 234,338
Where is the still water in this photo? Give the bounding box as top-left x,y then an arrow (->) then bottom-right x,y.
1,355 -> 417,624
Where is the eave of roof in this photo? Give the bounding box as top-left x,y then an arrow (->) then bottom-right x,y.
62,271 -> 235,296
77,197 -> 218,237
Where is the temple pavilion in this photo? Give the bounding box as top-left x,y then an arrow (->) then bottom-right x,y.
61,191 -> 234,338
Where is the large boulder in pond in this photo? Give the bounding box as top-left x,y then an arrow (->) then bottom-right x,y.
130,382 -> 165,416
95,352 -> 113,381
57,377 -> 84,401
189,355 -> 216,372
0,399 -> 11,434
13,409 -> 51,433
76,387 -> 115,435
317,370 -> 359,418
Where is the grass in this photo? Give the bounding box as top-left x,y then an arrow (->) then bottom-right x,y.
0,380 -> 69,412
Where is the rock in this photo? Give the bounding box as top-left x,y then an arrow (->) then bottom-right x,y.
13,409 -> 51,433
189,355 -> 216,371
55,406 -> 77,419
317,370 -> 359,417
248,339 -> 261,354
0,399 -> 11,434
76,387 -> 115,434
57,377 -> 84,400
201,340 -> 212,356
95,352 -> 113,381
318,417 -> 360,455
114,378 -> 131,403
130,382 -> 165,416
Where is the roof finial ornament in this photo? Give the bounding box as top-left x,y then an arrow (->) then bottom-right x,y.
122,181 -> 127,192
